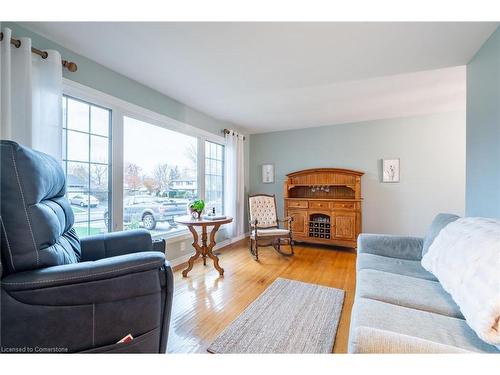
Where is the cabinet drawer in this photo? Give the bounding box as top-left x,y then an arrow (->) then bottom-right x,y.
287,200 -> 308,209
332,202 -> 355,210
309,201 -> 330,210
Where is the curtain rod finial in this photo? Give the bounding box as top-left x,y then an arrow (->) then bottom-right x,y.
63,61 -> 78,72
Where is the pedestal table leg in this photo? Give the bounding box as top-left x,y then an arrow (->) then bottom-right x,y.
182,225 -> 203,277
206,224 -> 224,276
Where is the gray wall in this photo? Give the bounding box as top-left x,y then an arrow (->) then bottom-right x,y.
249,112 -> 466,237
466,26 -> 500,218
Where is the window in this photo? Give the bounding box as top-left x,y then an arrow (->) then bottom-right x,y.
205,141 -> 224,215
63,79 -> 228,240
123,116 -> 197,236
62,95 -> 112,237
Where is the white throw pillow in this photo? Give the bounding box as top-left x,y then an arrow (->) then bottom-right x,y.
421,217 -> 500,347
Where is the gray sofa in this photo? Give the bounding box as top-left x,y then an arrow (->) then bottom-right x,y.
348,214 -> 499,353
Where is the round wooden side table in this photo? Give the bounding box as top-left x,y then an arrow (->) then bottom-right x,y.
174,215 -> 233,277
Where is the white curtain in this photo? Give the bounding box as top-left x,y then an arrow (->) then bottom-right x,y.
224,129 -> 245,238
0,27 -> 63,160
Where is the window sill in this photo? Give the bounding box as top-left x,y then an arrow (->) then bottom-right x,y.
151,225 -> 228,244
151,228 -> 199,244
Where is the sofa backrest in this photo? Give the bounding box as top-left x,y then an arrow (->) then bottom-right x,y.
0,141 -> 81,274
422,213 -> 460,256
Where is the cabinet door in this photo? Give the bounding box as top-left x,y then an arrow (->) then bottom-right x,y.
333,212 -> 356,241
287,210 -> 307,237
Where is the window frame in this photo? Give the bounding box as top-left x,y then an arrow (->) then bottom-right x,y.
63,79 -> 225,240
62,94 -> 113,238
204,140 -> 225,215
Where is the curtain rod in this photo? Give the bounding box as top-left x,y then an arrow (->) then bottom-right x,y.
223,128 -> 246,140
0,32 -> 78,72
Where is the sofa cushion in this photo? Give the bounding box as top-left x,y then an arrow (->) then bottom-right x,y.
356,269 -> 463,319
350,326 -> 473,353
357,233 -> 424,261
0,141 -> 81,273
357,253 -> 437,281
349,297 -> 499,353
422,213 -> 460,256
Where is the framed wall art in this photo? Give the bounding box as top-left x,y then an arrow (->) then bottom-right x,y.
382,158 -> 400,183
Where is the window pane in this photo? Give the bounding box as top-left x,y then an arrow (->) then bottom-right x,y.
88,220 -> 108,236
73,222 -> 89,237
63,95 -> 111,238
90,164 -> 108,191
67,162 -> 89,192
67,130 -> 89,161
89,190 -> 108,234
67,98 -> 89,132
123,116 -> 197,237
68,190 -> 89,224
204,141 -> 224,215
209,142 -> 215,158
216,160 -> 223,175
90,135 -> 108,164
91,106 -> 110,136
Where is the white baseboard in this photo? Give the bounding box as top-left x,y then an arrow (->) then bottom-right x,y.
168,232 -> 249,268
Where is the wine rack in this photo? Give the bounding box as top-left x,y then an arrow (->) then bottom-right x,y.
308,214 -> 331,240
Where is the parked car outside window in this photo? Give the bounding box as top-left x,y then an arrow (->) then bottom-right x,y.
105,195 -> 188,231
69,194 -> 100,208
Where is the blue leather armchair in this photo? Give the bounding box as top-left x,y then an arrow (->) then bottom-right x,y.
0,141 -> 173,353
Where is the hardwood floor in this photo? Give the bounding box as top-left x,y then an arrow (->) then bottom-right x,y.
167,239 -> 357,353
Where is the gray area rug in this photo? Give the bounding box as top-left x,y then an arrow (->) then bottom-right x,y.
207,278 -> 345,354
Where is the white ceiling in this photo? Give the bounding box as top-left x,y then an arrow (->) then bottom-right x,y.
22,22 -> 498,134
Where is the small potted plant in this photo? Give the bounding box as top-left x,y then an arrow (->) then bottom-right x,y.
188,199 -> 205,219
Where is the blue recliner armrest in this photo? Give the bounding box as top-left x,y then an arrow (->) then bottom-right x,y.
2,251 -> 166,292
80,229 -> 156,261
357,233 -> 424,260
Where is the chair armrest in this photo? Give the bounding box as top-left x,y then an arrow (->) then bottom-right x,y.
357,233 -> 424,260
2,251 -> 166,292
249,219 -> 259,232
277,216 -> 293,231
80,229 -> 154,261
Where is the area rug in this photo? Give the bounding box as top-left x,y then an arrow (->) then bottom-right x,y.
207,278 -> 345,354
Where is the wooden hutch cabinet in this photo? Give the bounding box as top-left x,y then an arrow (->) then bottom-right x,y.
284,168 -> 364,249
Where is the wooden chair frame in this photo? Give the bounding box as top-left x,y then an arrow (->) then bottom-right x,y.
248,193 -> 294,260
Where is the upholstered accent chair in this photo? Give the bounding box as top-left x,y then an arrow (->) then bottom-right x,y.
248,194 -> 294,260
0,141 -> 173,353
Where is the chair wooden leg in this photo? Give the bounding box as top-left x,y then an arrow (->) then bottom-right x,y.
249,238 -> 259,260
248,238 -> 253,255
272,238 -> 294,257
290,237 -> 295,255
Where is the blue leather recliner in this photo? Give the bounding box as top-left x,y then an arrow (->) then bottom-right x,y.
0,140 -> 173,353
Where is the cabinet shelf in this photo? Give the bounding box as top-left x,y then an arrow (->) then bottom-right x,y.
285,198 -> 362,202
287,183 -> 355,189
